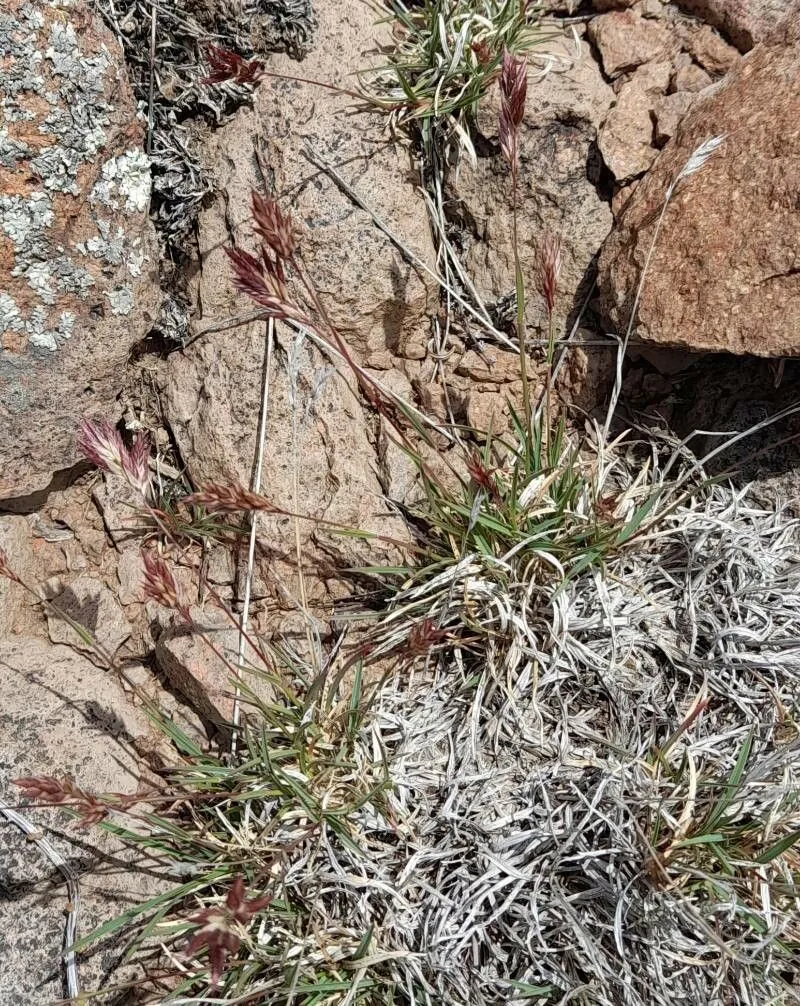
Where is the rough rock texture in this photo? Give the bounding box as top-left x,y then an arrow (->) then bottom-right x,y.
47,574 -> 131,657
0,0 -> 162,500
453,37 -> 615,341
155,606 -> 243,728
0,637 -> 168,1002
163,322 -> 407,607
674,0 -> 794,50
197,0 -> 436,370
598,62 -> 672,181
162,0 -> 434,615
0,516 -> 38,636
653,91 -> 697,145
681,22 -> 742,73
588,10 -> 678,78
598,16 -> 800,355
671,62 -> 713,91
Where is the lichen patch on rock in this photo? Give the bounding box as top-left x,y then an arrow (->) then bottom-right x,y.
0,0 -> 161,499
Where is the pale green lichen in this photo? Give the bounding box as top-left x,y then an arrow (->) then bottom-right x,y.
0,126 -> 29,169
27,309 -> 75,352
90,149 -> 152,214
51,258 -> 95,297
80,219 -> 128,266
20,4 -> 44,30
1,2 -> 151,357
17,261 -> 56,305
0,193 -> 54,249
106,286 -> 134,316
0,293 -> 25,334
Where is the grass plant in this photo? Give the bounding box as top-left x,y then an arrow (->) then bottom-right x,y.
3,8 -> 800,1006
361,0 -> 547,157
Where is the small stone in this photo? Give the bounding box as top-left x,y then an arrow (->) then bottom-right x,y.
599,14 -> 800,356
396,325 -> 429,360
543,0 -> 583,11
599,63 -> 670,182
116,547 -> 146,606
47,574 -> 131,656
672,0 -> 794,52
653,91 -> 697,146
670,63 -> 713,93
683,23 -> 742,74
455,349 -> 522,384
155,607 -> 239,727
588,10 -> 677,78
206,546 -> 236,586
466,391 -> 507,435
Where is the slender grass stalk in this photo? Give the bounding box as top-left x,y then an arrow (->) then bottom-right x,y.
234,317 -> 275,757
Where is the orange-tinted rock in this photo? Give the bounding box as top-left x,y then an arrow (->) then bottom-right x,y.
588,10 -> 678,78
598,62 -> 671,182
598,10 -> 800,356
674,0 -> 794,51
682,23 -> 742,74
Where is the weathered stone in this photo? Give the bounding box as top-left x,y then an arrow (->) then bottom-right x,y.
454,38 -> 614,342
588,10 -> 678,78
682,23 -> 742,74
598,63 -> 671,181
455,349 -> 524,385
155,606 -> 240,728
671,63 -> 714,92
196,0 -> 436,371
0,0 -> 162,500
592,0 -> 637,9
673,0 -> 794,51
0,516 -> 39,636
47,574 -> 131,657
466,389 -> 513,434
598,16 -> 800,355
154,605 -> 274,732
164,322 -> 410,593
116,546 -> 146,606
556,330 -> 616,414
612,180 -> 640,218
653,91 -> 697,145
0,636 -> 168,1001
162,1 -> 432,615
542,0 -> 583,12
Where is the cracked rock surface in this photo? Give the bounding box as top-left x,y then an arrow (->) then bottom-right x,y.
598,2 -> 800,355
0,0 -> 162,500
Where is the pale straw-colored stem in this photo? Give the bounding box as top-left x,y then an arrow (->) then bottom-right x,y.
232,317 -> 274,756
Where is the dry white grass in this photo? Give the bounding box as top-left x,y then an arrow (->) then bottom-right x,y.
189,447 -> 800,1005
355,478 -> 800,1004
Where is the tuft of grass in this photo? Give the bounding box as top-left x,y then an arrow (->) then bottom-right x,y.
361,0 -> 549,157
358,412 -> 675,666
355,477 -> 800,1006
66,649 -> 394,1003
